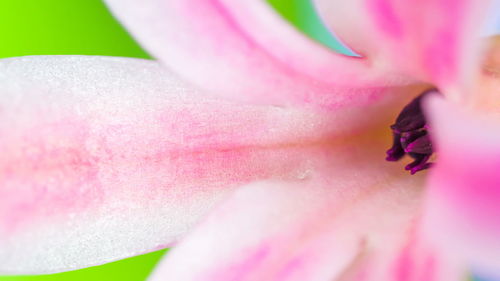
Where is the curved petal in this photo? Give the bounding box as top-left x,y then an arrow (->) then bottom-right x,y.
104,0 -> 413,110
482,0 -> 500,36
314,0 -> 491,92
147,137 -> 465,281
422,95 -> 500,278
473,36 -> 500,110
0,56 -> 353,274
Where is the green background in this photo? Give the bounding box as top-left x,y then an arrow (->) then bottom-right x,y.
0,0 -> 343,280
0,0 -> 348,60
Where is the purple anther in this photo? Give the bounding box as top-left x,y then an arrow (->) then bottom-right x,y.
400,130 -> 427,149
405,154 -> 433,175
404,134 -> 432,154
386,89 -> 438,174
386,133 -> 405,161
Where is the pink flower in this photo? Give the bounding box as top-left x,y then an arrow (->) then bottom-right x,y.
0,0 -> 498,280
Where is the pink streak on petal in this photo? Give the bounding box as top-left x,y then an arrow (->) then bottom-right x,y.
367,0 -> 404,38
0,56 -> 346,274
315,0 -> 488,89
391,230 -> 438,281
385,223 -> 466,281
148,137 -> 430,281
421,0 -> 463,85
218,0 -> 402,87
394,242 -> 415,281
423,95 -> 500,274
104,0 -> 411,110
275,256 -> 305,281
434,155 -> 500,234
208,244 -> 272,281
0,120 -> 102,233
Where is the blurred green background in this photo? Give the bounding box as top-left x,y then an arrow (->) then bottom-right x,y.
0,0 -> 348,60
0,0 -> 149,59
0,0 -> 343,280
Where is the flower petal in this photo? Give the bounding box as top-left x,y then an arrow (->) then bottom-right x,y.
482,0 -> 500,36
104,0 -> 412,110
0,56 -> 349,274
314,0 -> 491,90
423,95 -> 500,278
147,137 -> 464,281
473,36 -> 500,110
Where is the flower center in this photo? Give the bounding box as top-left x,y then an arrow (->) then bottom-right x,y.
386,89 -> 438,174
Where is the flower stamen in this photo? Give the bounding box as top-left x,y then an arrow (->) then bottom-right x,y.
386,89 -> 438,174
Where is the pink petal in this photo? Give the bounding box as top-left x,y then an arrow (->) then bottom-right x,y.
0,56 -> 349,274
474,36 -> 500,110
422,95 -> 500,277
104,0 -> 412,110
314,0 -> 491,90
147,137 -> 465,281
337,229 -> 465,281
